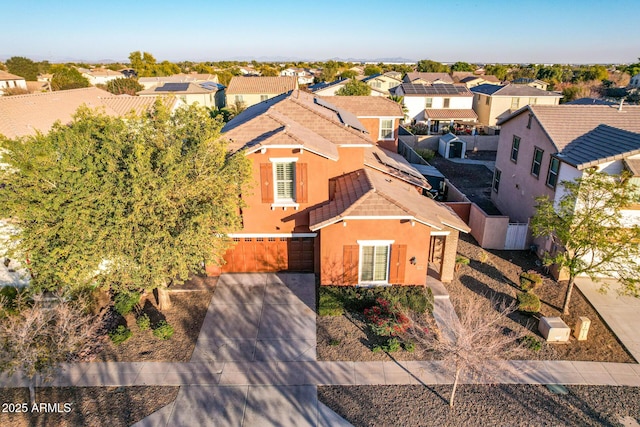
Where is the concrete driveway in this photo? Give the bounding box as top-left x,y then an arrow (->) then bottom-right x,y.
190,273 -> 317,363
576,278 -> 640,362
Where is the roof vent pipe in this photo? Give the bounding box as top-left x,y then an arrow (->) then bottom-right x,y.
619,98 -> 624,112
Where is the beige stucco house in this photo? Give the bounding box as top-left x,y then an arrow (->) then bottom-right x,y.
361,73 -> 402,96
0,70 -> 27,95
471,84 -> 562,127
137,82 -> 224,108
226,76 -> 298,108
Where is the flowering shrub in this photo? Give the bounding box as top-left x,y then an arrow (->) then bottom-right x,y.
364,298 -> 410,337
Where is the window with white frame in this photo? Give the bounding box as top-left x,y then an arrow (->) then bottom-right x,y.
510,135 -> 520,163
531,147 -> 544,177
443,98 -> 450,108
425,97 -> 433,108
379,119 -> 394,140
493,168 -> 501,192
359,242 -> 391,283
511,97 -> 519,109
234,95 -> 244,103
274,162 -> 295,201
260,94 -> 268,101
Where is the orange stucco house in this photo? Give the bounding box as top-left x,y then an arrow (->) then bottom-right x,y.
209,90 -> 469,285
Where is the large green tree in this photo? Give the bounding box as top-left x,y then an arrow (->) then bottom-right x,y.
450,61 -> 475,72
0,103 -> 252,309
336,79 -> 371,96
6,56 -> 39,81
531,170 -> 640,315
50,65 -> 90,91
416,59 -> 450,73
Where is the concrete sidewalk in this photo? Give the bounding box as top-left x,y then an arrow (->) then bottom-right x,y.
576,278 -> 640,363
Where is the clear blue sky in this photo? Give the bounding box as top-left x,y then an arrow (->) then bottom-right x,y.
2,0 -> 638,64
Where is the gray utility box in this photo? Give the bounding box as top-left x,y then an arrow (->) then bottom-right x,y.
538,316 -> 570,342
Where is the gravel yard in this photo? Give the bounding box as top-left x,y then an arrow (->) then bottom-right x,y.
318,384 -> 640,427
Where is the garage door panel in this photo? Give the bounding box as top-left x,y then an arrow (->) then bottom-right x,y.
221,237 -> 314,273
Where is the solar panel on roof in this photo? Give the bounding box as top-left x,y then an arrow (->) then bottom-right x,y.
199,82 -> 219,90
314,98 -> 368,134
155,83 -> 190,92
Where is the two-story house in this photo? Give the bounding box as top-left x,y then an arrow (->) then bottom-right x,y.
491,104 -> 640,254
403,72 -> 454,85
361,73 -> 402,96
471,83 -> 562,127
393,83 -> 477,132
211,91 -> 469,285
226,76 -> 298,108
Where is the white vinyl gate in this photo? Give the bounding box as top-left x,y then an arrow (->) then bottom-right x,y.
504,223 -> 529,250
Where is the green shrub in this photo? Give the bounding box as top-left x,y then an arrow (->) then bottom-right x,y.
341,286 -> 434,314
403,341 -> 415,353
517,291 -> 541,313
109,325 -> 132,345
0,286 -> 20,316
365,298 -> 410,337
373,337 -> 401,353
409,123 -> 430,135
114,291 -> 141,316
318,287 -> 345,316
136,313 -> 151,331
329,339 -> 341,346
415,148 -> 435,162
521,335 -> 542,351
153,320 -> 174,340
519,272 -> 542,291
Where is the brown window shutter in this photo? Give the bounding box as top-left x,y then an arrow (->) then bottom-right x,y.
388,244 -> 407,284
296,163 -> 308,203
260,163 -> 273,203
343,245 -> 359,285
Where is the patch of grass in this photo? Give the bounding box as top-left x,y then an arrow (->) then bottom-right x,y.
519,272 -> 542,291
114,291 -> 141,316
136,313 -> 151,331
152,321 -> 174,340
318,287 -> 345,316
521,335 -> 542,351
517,291 -> 541,314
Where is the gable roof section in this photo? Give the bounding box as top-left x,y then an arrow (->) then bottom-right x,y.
137,81 -> 220,95
625,158 -> 640,176
405,72 -> 454,84
500,104 -> 640,151
556,125 -> 640,169
0,70 -> 25,81
471,83 -> 560,97
308,78 -> 349,93
398,83 -> 471,97
320,96 -> 403,117
222,90 -> 373,159
309,168 -> 469,232
99,95 -> 180,116
226,76 -> 297,95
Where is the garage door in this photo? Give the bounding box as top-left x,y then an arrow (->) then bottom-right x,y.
221,237 -> 314,273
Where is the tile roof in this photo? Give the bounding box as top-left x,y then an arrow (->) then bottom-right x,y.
309,168 -> 469,232
0,70 -> 25,81
99,95 -> 180,117
556,125 -> 640,169
0,87 -> 179,139
566,97 -> 618,106
425,108 -> 478,120
503,104 -> 640,151
364,145 -> 430,189
625,158 -> 640,176
405,72 -> 454,84
398,83 -> 472,97
471,83 -> 561,97
222,90 -> 373,159
320,96 -> 403,117
481,75 -> 501,83
226,76 -> 298,95
138,74 -> 219,84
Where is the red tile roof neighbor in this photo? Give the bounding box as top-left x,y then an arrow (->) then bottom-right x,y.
320,96 -> 403,117
309,168 -> 470,232
226,76 -> 298,94
405,72 -> 454,84
222,90 -> 374,159
0,70 -> 25,81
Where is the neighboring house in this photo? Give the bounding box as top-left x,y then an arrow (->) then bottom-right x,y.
384,71 -> 403,80
79,68 -> 125,86
403,72 -> 454,85
471,83 -> 562,127
361,73 -> 402,96
630,73 -> 640,88
566,98 -> 618,106
307,78 -> 350,96
512,78 -> 549,91
137,81 -> 224,108
491,104 -> 640,250
0,70 -> 28,95
0,87 -> 182,139
213,90 -> 469,284
279,68 -> 315,85
138,74 -> 219,90
226,76 -> 298,108
393,83 -> 476,132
